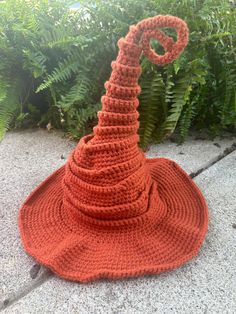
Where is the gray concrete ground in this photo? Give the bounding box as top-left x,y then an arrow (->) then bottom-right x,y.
0,129 -> 236,313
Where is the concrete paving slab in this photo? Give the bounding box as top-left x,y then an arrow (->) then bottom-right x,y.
148,134 -> 235,174
0,130 -> 75,300
1,130 -> 235,313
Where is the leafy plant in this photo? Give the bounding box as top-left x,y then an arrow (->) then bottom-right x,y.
138,66 -> 166,149
0,0 -> 235,146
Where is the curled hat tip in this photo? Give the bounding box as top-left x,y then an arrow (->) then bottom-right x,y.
92,15 -> 189,145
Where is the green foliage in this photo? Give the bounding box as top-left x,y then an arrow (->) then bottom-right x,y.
138,67 -> 166,148
65,103 -> 101,138
0,81 -> 19,139
0,0 -> 236,147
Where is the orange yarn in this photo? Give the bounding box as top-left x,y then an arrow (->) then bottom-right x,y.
19,15 -> 208,282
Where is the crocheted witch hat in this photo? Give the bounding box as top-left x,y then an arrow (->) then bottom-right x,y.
19,15 -> 208,282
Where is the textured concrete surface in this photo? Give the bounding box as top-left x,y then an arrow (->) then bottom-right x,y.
0,130 -> 74,299
148,134 -> 235,174
1,130 -> 236,313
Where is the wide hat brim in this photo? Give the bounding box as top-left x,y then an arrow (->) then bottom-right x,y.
19,157 -> 208,282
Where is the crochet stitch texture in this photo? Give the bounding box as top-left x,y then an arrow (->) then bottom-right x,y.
19,15 -> 208,282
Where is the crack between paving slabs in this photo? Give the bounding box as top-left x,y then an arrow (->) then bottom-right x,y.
0,269 -> 53,312
189,142 -> 236,178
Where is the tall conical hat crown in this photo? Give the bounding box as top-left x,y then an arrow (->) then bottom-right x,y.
19,15 -> 208,282
63,15 -> 189,221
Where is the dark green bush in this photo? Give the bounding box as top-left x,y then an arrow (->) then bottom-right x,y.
0,0 -> 236,147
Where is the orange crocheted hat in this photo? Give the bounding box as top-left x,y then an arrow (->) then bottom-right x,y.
19,15 -> 208,282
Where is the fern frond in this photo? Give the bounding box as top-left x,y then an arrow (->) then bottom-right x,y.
0,81 -> 18,140
164,74 -> 192,136
179,103 -> 193,142
58,74 -> 92,111
138,70 -> 166,148
165,66 -> 175,104
36,52 -> 83,92
178,95 -> 199,142
23,50 -> 47,78
45,33 -> 89,49
164,59 -> 207,137
77,103 -> 100,130
41,26 -> 73,48
222,56 -> 236,127
67,103 -> 101,138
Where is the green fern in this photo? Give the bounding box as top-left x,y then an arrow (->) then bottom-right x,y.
0,0 -> 235,144
165,66 -> 175,105
138,69 -> 166,149
67,103 -> 101,138
164,73 -> 192,136
36,52 -> 84,92
23,50 -> 48,78
0,81 -> 19,140
43,30 -> 89,49
77,104 -> 101,130
222,54 -> 236,127
41,25 -> 74,48
58,73 -> 93,111
164,59 -> 207,138
179,102 -> 193,141
178,95 -> 198,142
0,103 -> 18,140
